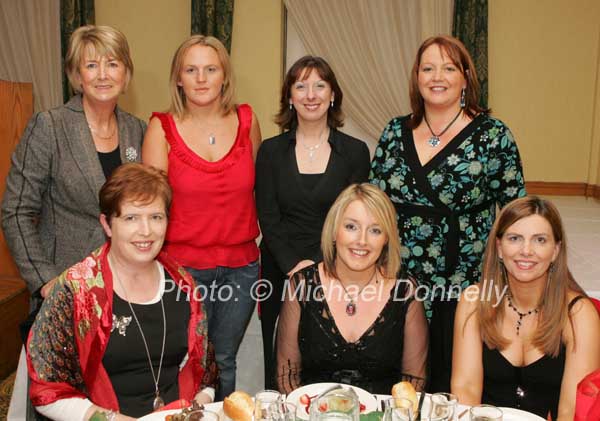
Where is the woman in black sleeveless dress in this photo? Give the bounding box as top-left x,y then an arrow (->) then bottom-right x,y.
452,196 -> 600,420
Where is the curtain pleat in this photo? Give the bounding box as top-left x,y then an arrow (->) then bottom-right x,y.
285,0 -> 453,142
453,0 -> 488,108
0,0 -> 62,112
191,0 -> 235,52
60,0 -> 95,102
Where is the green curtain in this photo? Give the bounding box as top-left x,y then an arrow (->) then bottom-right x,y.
453,0 -> 488,108
191,0 -> 235,52
60,0 -> 95,102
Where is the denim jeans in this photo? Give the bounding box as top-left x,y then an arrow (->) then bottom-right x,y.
185,261 -> 258,400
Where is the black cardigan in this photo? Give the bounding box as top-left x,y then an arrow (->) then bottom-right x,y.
255,128 -> 370,273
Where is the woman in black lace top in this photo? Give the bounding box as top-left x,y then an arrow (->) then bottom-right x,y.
276,183 -> 428,394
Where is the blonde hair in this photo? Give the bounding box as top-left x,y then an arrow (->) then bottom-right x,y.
168,35 -> 235,119
321,183 -> 401,280
477,196 -> 585,357
65,25 -> 133,94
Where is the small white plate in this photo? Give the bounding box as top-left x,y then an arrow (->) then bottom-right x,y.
498,407 -> 546,421
138,402 -> 224,421
286,382 -> 378,420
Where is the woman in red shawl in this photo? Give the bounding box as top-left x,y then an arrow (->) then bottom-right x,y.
27,163 -> 217,420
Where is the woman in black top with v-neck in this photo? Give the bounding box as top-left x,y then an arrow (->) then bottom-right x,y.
255,56 -> 370,388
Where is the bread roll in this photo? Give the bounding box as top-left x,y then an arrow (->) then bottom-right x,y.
223,391 -> 254,421
391,381 -> 418,413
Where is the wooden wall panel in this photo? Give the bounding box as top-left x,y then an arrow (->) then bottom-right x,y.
0,79 -> 33,278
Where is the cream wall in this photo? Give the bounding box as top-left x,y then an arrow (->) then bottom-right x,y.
230,0 -> 283,139
95,0 -> 190,121
95,0 -> 283,139
95,0 -> 600,185
489,0 -> 600,184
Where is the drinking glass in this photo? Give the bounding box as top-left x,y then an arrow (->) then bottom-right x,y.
183,408 -> 220,421
383,397 -> 414,421
268,401 -> 298,421
309,389 -> 359,421
255,390 -> 283,421
429,393 -> 457,421
469,405 -> 503,421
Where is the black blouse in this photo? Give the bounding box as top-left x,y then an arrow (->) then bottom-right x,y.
255,128 -> 370,273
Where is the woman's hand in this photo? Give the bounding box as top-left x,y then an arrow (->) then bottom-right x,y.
287,260 -> 315,277
86,406 -> 136,420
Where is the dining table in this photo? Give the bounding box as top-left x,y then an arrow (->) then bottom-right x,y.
138,391 -> 545,421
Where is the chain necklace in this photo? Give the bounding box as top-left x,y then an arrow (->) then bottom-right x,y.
506,292 -> 539,336
88,117 -> 117,140
424,109 -> 462,147
337,270 -> 378,316
110,256 -> 166,411
298,127 -> 328,163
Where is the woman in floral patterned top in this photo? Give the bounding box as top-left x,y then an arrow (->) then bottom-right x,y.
27,164 -> 217,420
369,35 -> 526,393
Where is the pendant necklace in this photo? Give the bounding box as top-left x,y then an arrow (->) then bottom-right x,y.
506,292 -> 539,336
424,108 -> 462,147
110,256 -> 166,411
338,270 -> 378,316
298,127 -> 328,163
208,133 -> 216,145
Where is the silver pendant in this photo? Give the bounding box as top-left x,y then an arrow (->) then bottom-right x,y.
428,136 -> 441,147
209,134 -> 216,145
153,394 -> 165,411
345,301 -> 356,316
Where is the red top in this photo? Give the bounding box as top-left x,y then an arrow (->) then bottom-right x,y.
151,105 -> 259,269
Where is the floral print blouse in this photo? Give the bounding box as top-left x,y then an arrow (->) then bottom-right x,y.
369,114 -> 526,319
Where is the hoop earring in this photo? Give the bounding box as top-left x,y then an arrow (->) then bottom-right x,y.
460,88 -> 466,108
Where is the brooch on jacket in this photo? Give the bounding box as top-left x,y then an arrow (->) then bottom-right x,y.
125,147 -> 138,162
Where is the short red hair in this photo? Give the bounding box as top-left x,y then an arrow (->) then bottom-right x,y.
99,163 -> 171,221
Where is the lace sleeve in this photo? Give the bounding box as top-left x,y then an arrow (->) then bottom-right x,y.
276,275 -> 304,394
401,287 -> 429,392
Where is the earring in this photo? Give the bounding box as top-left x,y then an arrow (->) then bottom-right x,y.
289,102 -> 293,110
330,99 -> 334,108
460,88 -> 466,108
549,262 -> 555,274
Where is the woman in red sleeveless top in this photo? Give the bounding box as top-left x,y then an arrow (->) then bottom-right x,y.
142,35 -> 261,400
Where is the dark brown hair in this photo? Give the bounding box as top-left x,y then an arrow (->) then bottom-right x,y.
99,163 -> 172,221
274,55 -> 344,131
408,35 -> 489,128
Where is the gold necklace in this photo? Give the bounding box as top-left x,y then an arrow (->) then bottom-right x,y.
88,117 -> 117,140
